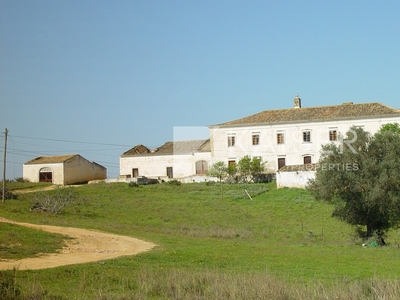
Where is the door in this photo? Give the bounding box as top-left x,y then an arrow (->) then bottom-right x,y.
132,168 -> 139,177
39,167 -> 53,183
278,158 -> 286,170
166,167 -> 173,179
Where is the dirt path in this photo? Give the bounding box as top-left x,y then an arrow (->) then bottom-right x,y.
0,218 -> 156,270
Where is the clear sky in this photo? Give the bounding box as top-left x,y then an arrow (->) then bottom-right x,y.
1,0 -> 399,179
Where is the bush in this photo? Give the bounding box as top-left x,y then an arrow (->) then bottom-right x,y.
13,177 -> 29,183
30,186 -> 77,214
0,268 -> 22,300
168,180 -> 182,186
128,181 -> 140,188
0,187 -> 17,200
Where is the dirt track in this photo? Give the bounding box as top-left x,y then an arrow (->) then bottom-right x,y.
0,218 -> 156,270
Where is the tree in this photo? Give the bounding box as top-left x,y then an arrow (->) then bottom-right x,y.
250,156 -> 266,181
307,126 -> 400,245
237,155 -> 266,182
207,161 -> 228,200
207,161 -> 228,183
237,155 -> 252,182
379,122 -> 400,134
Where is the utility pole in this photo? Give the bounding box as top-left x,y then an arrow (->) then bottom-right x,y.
2,128 -> 8,204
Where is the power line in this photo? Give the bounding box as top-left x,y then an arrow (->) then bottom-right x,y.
9,134 -> 130,147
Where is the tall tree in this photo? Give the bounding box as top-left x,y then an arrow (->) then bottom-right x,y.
308,126 -> 400,244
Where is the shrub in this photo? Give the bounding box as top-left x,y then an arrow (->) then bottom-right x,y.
128,181 -> 140,188
168,180 -> 182,186
0,187 -> 17,200
30,186 -> 77,214
0,268 -> 22,300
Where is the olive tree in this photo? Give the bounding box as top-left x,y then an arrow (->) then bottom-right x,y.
307,125 -> 400,245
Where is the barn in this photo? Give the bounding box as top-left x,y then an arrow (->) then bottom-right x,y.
23,154 -> 107,185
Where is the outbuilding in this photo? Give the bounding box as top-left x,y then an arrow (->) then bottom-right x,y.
23,154 -> 107,185
119,139 -> 211,182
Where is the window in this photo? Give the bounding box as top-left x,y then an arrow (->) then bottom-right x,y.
278,157 -> 286,169
329,129 -> 338,141
303,131 -> 311,142
228,134 -> 236,147
277,132 -> 285,144
166,167 -> 173,178
252,133 -> 260,145
303,156 -> 312,164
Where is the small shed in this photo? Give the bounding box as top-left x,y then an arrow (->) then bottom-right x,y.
276,164 -> 317,189
23,154 -> 107,185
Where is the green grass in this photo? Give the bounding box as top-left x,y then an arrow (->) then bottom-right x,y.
4,181 -> 52,191
1,181 -> 400,299
0,223 -> 66,260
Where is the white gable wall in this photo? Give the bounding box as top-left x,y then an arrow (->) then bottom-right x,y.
23,156 -> 107,185
23,163 -> 65,185
210,116 -> 400,172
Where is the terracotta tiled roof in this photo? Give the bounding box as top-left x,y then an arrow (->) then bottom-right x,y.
122,144 -> 151,156
24,154 -> 79,165
122,139 -> 210,156
212,102 -> 400,127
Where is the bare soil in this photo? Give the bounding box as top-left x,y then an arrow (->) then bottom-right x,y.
0,217 -> 156,270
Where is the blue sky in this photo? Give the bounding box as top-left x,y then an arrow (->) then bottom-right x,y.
1,0 -> 399,179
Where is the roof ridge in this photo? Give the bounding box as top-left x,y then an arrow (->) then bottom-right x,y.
212,102 -> 400,127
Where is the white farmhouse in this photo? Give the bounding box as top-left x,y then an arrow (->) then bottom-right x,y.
119,139 -> 211,182
209,95 -> 400,175
119,96 -> 400,187
23,154 -> 107,185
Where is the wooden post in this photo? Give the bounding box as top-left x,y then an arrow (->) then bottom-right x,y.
2,128 -> 8,204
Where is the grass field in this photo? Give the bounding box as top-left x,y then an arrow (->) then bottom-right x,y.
1,181 -> 400,299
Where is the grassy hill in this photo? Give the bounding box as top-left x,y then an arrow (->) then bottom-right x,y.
1,181 -> 400,299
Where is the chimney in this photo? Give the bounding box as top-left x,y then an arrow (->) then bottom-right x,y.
293,94 -> 301,108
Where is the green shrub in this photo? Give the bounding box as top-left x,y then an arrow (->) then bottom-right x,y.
168,180 -> 182,186
0,268 -> 22,300
128,181 -> 140,188
0,187 -> 16,200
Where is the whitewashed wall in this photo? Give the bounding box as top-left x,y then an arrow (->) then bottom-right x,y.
23,156 -> 106,185
210,116 -> 400,172
120,152 -> 211,179
276,171 -> 316,189
23,163 -> 64,185
64,156 -> 107,184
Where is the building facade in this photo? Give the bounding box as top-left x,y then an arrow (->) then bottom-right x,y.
119,96 -> 400,185
209,96 -> 400,173
119,139 -> 211,182
23,154 -> 107,185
